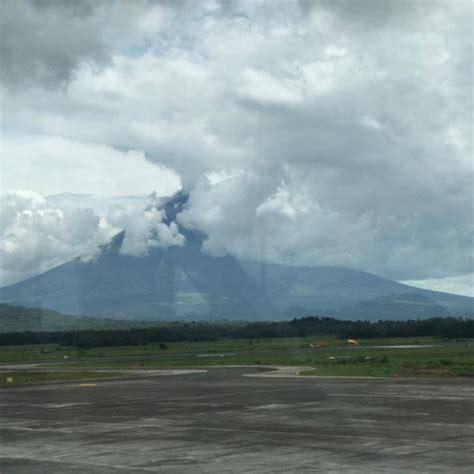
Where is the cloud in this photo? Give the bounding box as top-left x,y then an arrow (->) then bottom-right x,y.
401,273 -> 474,298
0,191 -> 185,285
0,0 -> 179,89
238,68 -> 303,106
1,0 -> 472,293
1,135 -> 181,197
0,0 -> 108,88
0,191 -> 108,285
106,203 -> 185,257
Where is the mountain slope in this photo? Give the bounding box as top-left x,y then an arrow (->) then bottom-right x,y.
0,304 -> 124,332
0,236 -> 267,320
336,293 -> 451,321
0,194 -> 472,320
241,260 -> 473,317
1,241 -> 472,320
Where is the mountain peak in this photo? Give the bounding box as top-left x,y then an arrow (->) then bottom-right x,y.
162,190 -> 189,224
100,230 -> 126,255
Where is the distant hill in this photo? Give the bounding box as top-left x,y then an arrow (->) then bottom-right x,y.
0,193 -> 472,321
241,261 -> 473,318
0,304 -> 154,333
335,293 -> 451,321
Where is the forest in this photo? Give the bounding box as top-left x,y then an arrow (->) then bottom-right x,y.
1,316 -> 473,348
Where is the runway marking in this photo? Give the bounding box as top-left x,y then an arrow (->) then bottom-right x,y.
348,418 -> 376,423
0,454 -> 160,472
1,386 -> 315,416
78,383 -> 96,387
4,414 -> 474,438
3,418 -> 473,451
186,426 -> 474,450
3,382 -> 474,418
326,393 -> 472,401
2,426 -> 73,433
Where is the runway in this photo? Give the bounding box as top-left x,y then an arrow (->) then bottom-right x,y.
1,367 -> 473,473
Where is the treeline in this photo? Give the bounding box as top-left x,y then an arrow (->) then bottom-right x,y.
1,316 -> 474,348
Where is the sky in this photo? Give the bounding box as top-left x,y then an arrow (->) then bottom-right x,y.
0,0 -> 472,296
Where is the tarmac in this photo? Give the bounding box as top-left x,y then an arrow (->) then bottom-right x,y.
1,367 -> 473,473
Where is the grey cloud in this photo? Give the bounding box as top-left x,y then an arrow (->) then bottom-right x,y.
299,0 -> 430,27
1,0 -> 472,284
0,0 -> 110,88
0,0 -> 183,88
30,0 -> 95,16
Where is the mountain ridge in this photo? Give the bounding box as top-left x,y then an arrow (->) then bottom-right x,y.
1,194 -> 472,321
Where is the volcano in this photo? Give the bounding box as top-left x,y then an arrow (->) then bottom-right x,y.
0,193 -> 472,320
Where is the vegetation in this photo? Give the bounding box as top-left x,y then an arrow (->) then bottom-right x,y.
2,307 -> 473,379
36,342 -> 474,377
1,315 -> 473,348
1,336 -> 473,379
0,336 -> 337,363
299,343 -> 474,377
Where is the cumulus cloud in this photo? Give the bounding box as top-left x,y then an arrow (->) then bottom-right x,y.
1,135 -> 181,197
0,191 -> 107,285
0,191 -> 185,285
1,0 -> 472,293
106,204 -> 185,257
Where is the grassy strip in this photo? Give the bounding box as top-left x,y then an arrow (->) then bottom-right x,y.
0,370 -> 124,386
300,366 -> 464,377
40,344 -> 474,377
2,337 -> 473,378
0,338 -> 331,363
300,345 -> 474,377
0,336 -> 453,363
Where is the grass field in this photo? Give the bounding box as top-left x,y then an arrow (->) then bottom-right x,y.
299,343 -> 474,377
0,336 -> 447,363
0,336 -> 343,364
1,336 -> 473,379
41,344 -> 474,377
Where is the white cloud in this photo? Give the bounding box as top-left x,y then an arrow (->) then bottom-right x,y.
0,191 -> 109,285
1,135 -> 181,197
238,68 -> 303,106
0,191 -> 185,285
106,204 -> 185,257
401,274 -> 474,298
